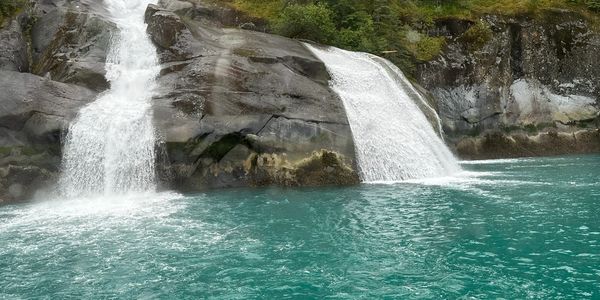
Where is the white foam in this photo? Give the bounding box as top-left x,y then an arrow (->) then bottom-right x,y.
459,158 -> 534,165
0,192 -> 185,233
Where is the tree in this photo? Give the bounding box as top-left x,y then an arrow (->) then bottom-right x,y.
274,3 -> 337,44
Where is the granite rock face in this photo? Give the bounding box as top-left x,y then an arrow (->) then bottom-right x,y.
30,0 -> 116,92
0,0 -> 104,203
0,15 -> 30,72
146,1 -> 359,190
416,10 -> 600,158
0,71 -> 96,203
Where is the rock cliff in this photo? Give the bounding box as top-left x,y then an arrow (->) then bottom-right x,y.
415,10 -> 600,158
145,1 -> 359,191
0,0 -> 359,203
1,0 -> 599,203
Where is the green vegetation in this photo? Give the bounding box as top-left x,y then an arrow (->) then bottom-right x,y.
0,146 -> 42,157
460,21 -> 493,51
219,0 -> 600,75
404,32 -> 446,61
524,123 -> 540,134
275,3 -> 337,43
0,0 -> 26,28
579,0 -> 600,11
232,48 -> 259,57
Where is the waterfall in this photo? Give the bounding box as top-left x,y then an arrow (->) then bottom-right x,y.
306,44 -> 460,182
58,0 -> 160,198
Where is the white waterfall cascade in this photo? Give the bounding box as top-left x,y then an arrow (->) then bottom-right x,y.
58,0 -> 160,198
306,44 -> 461,182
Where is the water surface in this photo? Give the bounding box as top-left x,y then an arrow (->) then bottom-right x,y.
1,155 -> 599,298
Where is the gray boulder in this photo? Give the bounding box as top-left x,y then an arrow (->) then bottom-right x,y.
0,71 -> 95,203
0,71 -> 95,143
147,3 -> 359,190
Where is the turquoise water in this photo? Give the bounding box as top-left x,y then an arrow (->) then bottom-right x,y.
1,155 -> 599,299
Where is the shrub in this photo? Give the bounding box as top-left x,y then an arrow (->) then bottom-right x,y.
232,0 -> 283,20
336,11 -> 379,51
405,33 -> 446,61
274,3 -> 337,44
585,0 -> 600,11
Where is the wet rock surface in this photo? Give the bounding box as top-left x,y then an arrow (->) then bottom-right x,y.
0,0 -> 358,202
0,0 -> 103,203
147,0 -> 358,191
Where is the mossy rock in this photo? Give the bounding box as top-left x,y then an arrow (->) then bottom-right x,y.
460,21 -> 493,51
405,31 -> 446,62
233,48 -> 259,57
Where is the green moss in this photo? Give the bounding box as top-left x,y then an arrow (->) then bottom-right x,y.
460,21 -> 493,51
501,125 -> 521,133
524,123 -> 539,134
0,147 -> 11,156
405,33 -> 446,61
0,146 -> 42,157
232,48 -> 259,57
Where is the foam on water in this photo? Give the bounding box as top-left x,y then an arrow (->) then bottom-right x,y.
306,44 -> 460,182
58,0 -> 160,198
0,191 -> 185,234
459,158 -> 536,165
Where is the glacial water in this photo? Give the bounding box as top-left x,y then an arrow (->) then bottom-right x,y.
306,45 -> 460,182
1,155 -> 598,298
58,0 -> 159,198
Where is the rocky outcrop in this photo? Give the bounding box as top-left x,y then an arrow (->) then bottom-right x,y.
30,0 -> 115,92
0,0 -> 358,203
0,1 -> 102,203
457,129 -> 600,159
0,71 -> 96,203
416,10 -> 600,158
146,1 -> 359,190
157,0 -> 269,31
0,15 -> 30,72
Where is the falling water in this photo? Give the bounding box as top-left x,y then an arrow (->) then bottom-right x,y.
306,45 -> 460,182
59,0 -> 160,198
